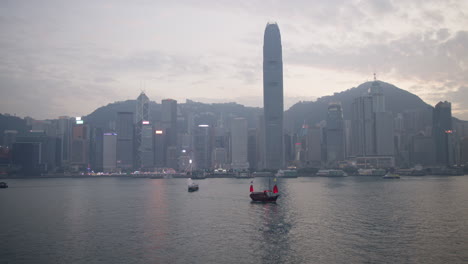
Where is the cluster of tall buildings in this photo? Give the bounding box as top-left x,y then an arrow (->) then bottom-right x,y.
3,93 -> 256,175
2,22 -> 468,175
288,82 -> 466,170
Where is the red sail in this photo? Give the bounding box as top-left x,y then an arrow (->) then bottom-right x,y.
250,185 -> 254,192
273,185 -> 278,194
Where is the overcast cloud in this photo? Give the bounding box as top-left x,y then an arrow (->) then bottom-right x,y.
0,0 -> 467,119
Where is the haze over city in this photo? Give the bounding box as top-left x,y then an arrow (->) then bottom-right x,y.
1,0 -> 468,120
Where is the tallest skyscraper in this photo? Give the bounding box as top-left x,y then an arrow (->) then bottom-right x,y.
263,22 -> 284,169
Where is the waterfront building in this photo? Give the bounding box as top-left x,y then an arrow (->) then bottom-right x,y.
212,125 -> 228,169
256,115 -> 265,169
71,123 -> 89,171
140,124 -> 154,169
344,120 -> 352,159
103,132 -> 117,172
351,95 -> 375,156
162,99 -> 178,168
325,103 -> 345,167
116,112 -> 134,171
12,142 -> 41,175
231,117 -> 249,170
154,129 -> 165,168
350,77 -> 395,163
3,130 -> 18,148
263,22 -> 284,169
248,128 -> 257,170
90,127 -> 103,172
162,99 -> 177,147
370,80 -> 394,156
13,130 -> 61,174
135,92 -> 150,169
461,137 -> 468,165
410,133 -> 435,166
305,127 -> 322,167
193,124 -> 212,170
55,116 -> 73,165
433,101 -> 453,166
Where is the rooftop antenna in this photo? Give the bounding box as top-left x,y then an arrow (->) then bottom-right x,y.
140,81 -> 146,95
373,72 -> 377,81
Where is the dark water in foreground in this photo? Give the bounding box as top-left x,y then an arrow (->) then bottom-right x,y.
1,176 -> 468,264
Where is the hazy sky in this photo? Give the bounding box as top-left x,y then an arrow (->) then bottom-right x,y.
1,0 -> 467,120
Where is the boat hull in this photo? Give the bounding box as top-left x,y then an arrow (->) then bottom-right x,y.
383,173 -> 400,179
188,185 -> 199,192
250,192 -> 279,202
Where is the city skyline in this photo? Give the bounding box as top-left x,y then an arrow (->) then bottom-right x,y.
1,1 -> 467,120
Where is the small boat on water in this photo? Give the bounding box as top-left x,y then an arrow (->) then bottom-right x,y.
383,173 -> 400,179
249,178 -> 279,202
0,182 -> 8,188
187,178 -> 199,192
249,191 -> 279,202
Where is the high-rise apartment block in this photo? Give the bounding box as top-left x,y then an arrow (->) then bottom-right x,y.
116,112 -> 134,171
231,117 -> 249,170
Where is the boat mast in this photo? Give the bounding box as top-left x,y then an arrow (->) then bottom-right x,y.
269,174 -> 271,190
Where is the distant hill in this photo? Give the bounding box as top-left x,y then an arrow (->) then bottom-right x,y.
284,81 -> 434,132
84,99 -> 262,131
84,81 -> 442,134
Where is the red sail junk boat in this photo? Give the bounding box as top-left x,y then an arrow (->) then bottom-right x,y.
249,177 -> 279,202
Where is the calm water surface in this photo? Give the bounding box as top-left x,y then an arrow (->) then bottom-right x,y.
1,176 -> 468,263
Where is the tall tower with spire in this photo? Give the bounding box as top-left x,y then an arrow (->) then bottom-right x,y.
369,73 -> 385,113
263,22 -> 284,169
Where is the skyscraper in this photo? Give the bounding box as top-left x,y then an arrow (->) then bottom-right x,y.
140,123 -> 154,168
162,99 -> 178,169
351,78 -> 394,158
351,95 -> 374,156
433,101 -> 453,166
263,22 -> 284,170
231,117 -> 249,170
193,124 -> 212,170
135,92 -> 149,169
212,125 -> 227,169
116,112 -> 134,171
325,103 -> 345,167
103,132 -> 117,172
370,79 -> 394,156
161,99 -> 177,147
56,116 -> 72,164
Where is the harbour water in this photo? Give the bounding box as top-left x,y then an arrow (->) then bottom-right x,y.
1,176 -> 467,263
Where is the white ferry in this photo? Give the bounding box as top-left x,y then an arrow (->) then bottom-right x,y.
315,169 -> 347,177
